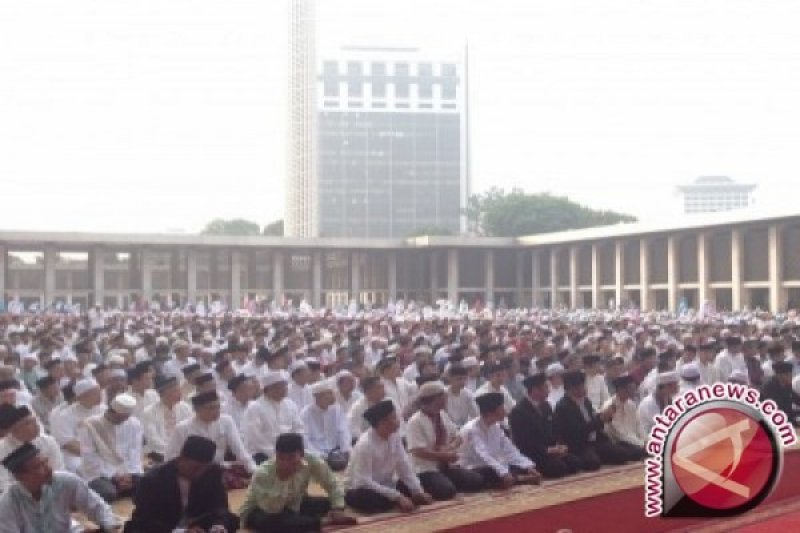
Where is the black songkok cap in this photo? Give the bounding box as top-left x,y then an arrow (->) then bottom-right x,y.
193,372 -> 214,386
563,370 -> 587,389
582,354 -> 601,366
522,373 -> 547,391
1,443 -> 39,474
275,433 -> 305,455
181,363 -> 201,377
612,374 -> 635,390
475,392 -> 505,414
256,346 -> 271,362
154,375 -> 178,393
363,399 -> 395,428
227,373 -> 249,392
773,361 -> 794,375
36,376 -> 56,390
0,380 -> 19,392
180,436 -> 216,463
0,405 -> 30,430
191,390 -> 219,408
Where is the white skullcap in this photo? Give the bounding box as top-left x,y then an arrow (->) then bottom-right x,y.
387,344 -> 400,354
416,381 -> 446,400
336,370 -> 355,382
728,370 -> 749,384
288,360 -> 308,374
262,371 -> 289,389
110,393 -> 136,415
22,352 -> 39,362
656,371 -> 679,386
461,356 -> 479,368
546,363 -> 565,377
73,379 -> 100,397
680,363 -> 700,380
310,379 -> 335,395
414,345 -> 432,355
109,368 -> 127,380
505,346 -> 518,354
108,354 -> 126,366
62,353 -> 78,363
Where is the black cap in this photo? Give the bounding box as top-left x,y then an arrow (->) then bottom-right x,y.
181,363 -> 201,377
376,356 -> 397,373
0,380 -> 19,392
582,354 -> 601,366
43,359 -> 62,370
191,391 -> 219,408
126,365 -> 148,382
1,443 -> 39,474
522,373 -> 547,391
227,374 -> 249,392
475,392 -> 505,414
612,374 -> 635,390
363,399 -> 395,428
0,405 -> 30,430
180,436 -> 216,463
481,361 -> 506,378
214,359 -> 231,373
563,370 -> 586,389
154,375 -> 178,393
193,372 -> 214,386
773,361 -> 794,375
256,347 -> 271,362
275,433 -> 305,454
35,376 -> 56,390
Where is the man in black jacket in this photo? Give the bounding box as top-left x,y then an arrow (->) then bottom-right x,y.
124,436 -> 239,533
509,373 -> 579,479
761,361 -> 799,426
553,370 -> 628,471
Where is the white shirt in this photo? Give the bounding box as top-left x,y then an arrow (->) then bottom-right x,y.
129,389 -> 159,422
166,414 -> 256,474
457,418 -> 533,476
445,387 -> 479,427
78,415 -> 143,481
474,382 -> 514,415
223,398 -> 250,433
301,403 -> 351,456
242,397 -> 304,457
345,429 -> 421,500
603,396 -> 645,447
637,394 -> 662,437
697,360 -> 722,386
288,382 -> 313,412
406,410 -> 458,474
141,400 -> 193,455
0,434 -> 64,493
547,384 -> 564,409
714,350 -> 749,384
586,374 -> 610,412
49,403 -> 105,473
381,378 -> 415,416
335,389 -> 362,415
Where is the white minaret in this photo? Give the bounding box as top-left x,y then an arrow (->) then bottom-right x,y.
285,0 -> 317,237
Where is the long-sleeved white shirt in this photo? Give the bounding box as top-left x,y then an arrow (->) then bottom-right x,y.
381,378 -> 415,416
474,382 -> 515,416
129,389 -> 159,422
335,389 -> 362,415
586,374 -> 610,412
406,410 -> 459,474
223,398 -> 250,433
714,350 -> 749,384
457,418 -> 533,476
603,396 -> 645,447
445,388 -> 478,428
166,414 -> 256,474
49,403 -> 105,472
242,397 -> 304,458
288,382 -> 313,412
0,434 -> 64,493
637,394 -> 662,437
697,360 -> 722,385
344,429 -> 422,500
140,400 -> 193,455
301,403 -> 351,456
78,416 -> 143,482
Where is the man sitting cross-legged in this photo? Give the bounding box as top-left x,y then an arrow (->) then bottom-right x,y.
240,432 -> 357,533
406,381 -> 484,500
124,435 -> 240,533
344,399 -> 434,513
458,391 -> 542,489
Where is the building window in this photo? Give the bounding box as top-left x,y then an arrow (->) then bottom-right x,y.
395,62 -> 410,98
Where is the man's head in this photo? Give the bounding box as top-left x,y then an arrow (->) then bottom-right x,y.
482,361 -> 506,387
311,380 -> 336,410
176,435 -> 216,481
447,365 -> 469,391
155,375 -> 181,405
35,376 -> 59,400
612,374 -> 636,401
0,405 -> 39,442
2,443 -> 52,488
522,373 -> 548,403
191,391 -> 222,423
228,374 -> 251,403
416,381 -> 447,413
107,393 -> 136,425
363,399 -> 400,438
475,392 -> 506,424
262,371 -> 289,402
655,371 -> 680,399
377,357 -> 401,380
73,379 -> 102,409
336,370 -> 356,397
360,376 -> 385,403
773,361 -> 794,386
193,372 -> 216,394
274,432 -> 305,479
563,370 -> 587,399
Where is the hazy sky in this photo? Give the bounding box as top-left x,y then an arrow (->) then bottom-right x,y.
2,0 -> 800,234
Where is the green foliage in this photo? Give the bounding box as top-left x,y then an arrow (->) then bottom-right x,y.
262,219 -> 284,236
465,187 -> 636,237
201,218 -> 261,236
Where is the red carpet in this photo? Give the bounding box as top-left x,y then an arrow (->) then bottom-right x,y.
443,450 -> 800,533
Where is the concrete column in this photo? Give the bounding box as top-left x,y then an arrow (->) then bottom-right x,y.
140,249 -> 153,303
311,251 -> 322,308
667,236 -> 679,312
430,251 -> 439,303
92,248 -> 104,308
531,249 -> 541,308
272,251 -> 284,304
639,239 -> 651,311
0,245 -> 5,309
485,249 -> 495,306
350,251 -> 361,303
388,251 -> 398,302
515,250 -> 525,308
614,241 -> 624,309
549,248 -> 558,309
769,224 -> 786,313
187,250 -> 197,305
591,244 -> 600,309
230,250 -> 242,310
569,246 -> 579,309
44,246 -> 56,307
447,249 -> 459,304
697,232 -> 710,307
730,228 -> 744,311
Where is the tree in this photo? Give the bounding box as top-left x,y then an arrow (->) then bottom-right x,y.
201,218 -> 261,236
262,219 -> 284,236
465,188 -> 636,237
407,225 -> 454,237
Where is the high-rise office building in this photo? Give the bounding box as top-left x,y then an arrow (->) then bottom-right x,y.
315,46 -> 469,238
285,0 -> 318,237
677,176 -> 756,214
